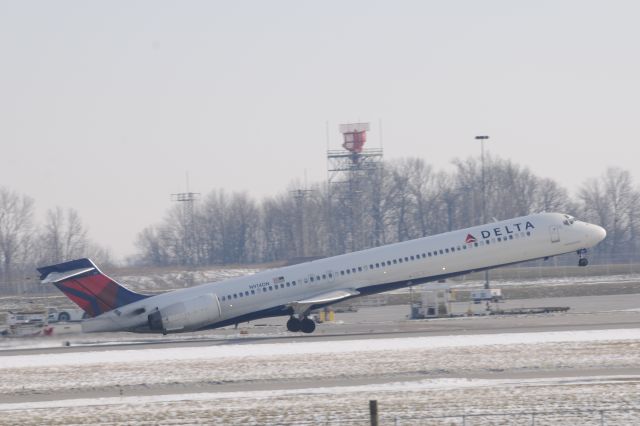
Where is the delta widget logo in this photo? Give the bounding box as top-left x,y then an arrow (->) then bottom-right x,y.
465,234 -> 477,244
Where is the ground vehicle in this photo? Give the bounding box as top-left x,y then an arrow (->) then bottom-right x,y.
47,307 -> 87,322
7,310 -> 47,325
470,288 -> 503,304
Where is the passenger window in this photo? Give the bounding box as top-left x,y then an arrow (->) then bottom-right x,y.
233,294 -> 237,299
221,296 -> 226,301
387,261 -> 391,266
286,282 -> 290,287
404,257 -> 409,262
445,248 -> 449,253
393,259 -> 397,264
322,274 -> 326,279
398,258 -> 403,263
410,256 -> 415,260
376,263 -> 380,268
341,270 -> 345,275
292,281 -> 296,286
251,290 -> 255,295
269,286 -> 273,291
310,276 -> 314,282
370,264 -> 374,269
422,253 -> 426,258
352,268 -> 356,273
346,269 -> 351,274
358,267 -> 362,272
439,250 -> 444,254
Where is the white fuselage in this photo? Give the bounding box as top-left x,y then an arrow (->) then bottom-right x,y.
83,212 -> 606,333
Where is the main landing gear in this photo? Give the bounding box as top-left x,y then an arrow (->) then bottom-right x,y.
287,315 -> 316,333
578,248 -> 589,267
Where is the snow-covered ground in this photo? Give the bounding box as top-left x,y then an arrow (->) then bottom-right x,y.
2,329 -> 640,425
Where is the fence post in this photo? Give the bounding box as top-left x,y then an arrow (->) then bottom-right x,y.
369,400 -> 378,426
600,410 -> 605,426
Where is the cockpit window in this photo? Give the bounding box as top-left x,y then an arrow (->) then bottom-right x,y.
563,215 -> 576,225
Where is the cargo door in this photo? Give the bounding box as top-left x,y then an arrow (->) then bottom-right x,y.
549,225 -> 560,243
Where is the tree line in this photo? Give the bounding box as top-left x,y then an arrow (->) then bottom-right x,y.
135,155 -> 640,267
0,190 -> 111,293
2,154 -> 638,294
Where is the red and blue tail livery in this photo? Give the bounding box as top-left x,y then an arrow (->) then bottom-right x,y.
37,258 -> 148,318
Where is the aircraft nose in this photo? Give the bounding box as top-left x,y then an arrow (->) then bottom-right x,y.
590,225 -> 607,244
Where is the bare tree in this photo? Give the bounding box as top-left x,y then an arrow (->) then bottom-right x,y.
533,178 -> 572,213
0,187 -> 35,293
135,226 -> 170,266
38,207 -> 89,264
578,167 -> 640,258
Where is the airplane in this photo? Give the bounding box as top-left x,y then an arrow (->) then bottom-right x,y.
38,212 -> 606,335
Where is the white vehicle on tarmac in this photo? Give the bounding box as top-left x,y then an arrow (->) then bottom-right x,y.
47,307 -> 87,323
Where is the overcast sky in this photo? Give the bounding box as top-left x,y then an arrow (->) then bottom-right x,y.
1,1 -> 638,260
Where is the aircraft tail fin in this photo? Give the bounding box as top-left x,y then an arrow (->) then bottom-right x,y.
37,258 -> 149,318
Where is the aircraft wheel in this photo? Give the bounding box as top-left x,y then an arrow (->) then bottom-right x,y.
58,312 -> 70,322
300,318 -> 316,334
286,317 -> 301,332
578,258 -> 588,267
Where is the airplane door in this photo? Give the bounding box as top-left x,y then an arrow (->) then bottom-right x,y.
549,225 -> 560,243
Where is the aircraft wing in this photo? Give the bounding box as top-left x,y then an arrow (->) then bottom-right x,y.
287,288 -> 360,316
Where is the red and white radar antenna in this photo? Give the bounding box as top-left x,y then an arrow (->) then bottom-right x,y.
339,122 -> 370,154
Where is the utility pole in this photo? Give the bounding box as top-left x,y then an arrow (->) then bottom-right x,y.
290,188 -> 313,258
171,191 -> 200,265
475,135 -> 490,289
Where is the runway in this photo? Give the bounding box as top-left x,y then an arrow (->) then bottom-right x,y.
3,292 -> 639,355
1,292 -> 640,425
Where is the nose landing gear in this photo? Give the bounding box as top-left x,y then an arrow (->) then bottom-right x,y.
578,248 -> 589,267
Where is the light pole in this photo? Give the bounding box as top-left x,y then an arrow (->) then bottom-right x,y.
475,135 -> 490,289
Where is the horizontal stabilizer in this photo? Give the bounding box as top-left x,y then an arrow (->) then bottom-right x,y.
37,258 -> 97,281
41,267 -> 95,284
